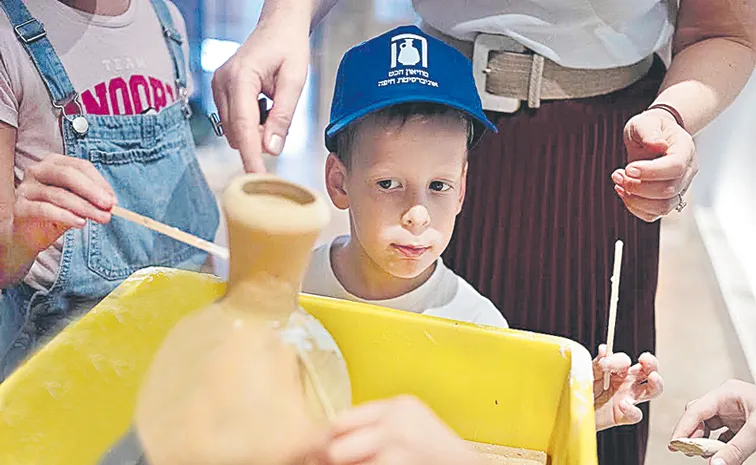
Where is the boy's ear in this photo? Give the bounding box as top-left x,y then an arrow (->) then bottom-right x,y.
325,153 -> 349,210
456,160 -> 468,214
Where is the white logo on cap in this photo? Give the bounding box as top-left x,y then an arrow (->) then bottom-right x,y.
377,33 -> 437,88
391,34 -> 427,68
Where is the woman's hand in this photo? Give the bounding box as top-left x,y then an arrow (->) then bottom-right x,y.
613,108 -> 697,222
671,379 -> 756,465
211,2 -> 311,173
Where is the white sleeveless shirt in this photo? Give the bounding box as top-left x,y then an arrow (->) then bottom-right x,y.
412,0 -> 676,69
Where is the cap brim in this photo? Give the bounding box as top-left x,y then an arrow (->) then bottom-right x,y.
325,95 -> 497,152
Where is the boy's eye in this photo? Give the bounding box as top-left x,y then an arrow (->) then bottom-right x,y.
377,179 -> 400,190
429,181 -> 451,192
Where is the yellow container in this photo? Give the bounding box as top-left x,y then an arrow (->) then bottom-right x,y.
0,267 -> 597,465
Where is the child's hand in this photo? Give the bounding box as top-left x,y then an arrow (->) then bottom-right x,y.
593,344 -> 664,431
318,395 -> 481,465
14,154 -> 116,252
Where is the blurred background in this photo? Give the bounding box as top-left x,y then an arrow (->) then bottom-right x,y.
173,0 -> 756,463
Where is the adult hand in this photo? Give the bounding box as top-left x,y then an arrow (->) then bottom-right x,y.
612,108 -> 697,222
211,6 -> 310,173
318,395 -> 481,465
671,379 -> 756,465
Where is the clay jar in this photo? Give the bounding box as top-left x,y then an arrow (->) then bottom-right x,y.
135,174 -> 351,465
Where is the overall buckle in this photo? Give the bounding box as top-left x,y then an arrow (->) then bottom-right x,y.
14,18 -> 47,44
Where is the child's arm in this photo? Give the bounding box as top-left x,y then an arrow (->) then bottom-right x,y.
0,122 -> 116,287
593,344 -> 664,431
318,395 -> 482,465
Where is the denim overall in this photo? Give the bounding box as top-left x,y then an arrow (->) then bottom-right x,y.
0,0 -> 220,380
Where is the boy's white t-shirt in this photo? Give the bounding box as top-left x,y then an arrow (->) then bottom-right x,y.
303,236 -> 509,329
0,0 -> 191,290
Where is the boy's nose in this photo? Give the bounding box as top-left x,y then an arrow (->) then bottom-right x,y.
401,205 -> 431,231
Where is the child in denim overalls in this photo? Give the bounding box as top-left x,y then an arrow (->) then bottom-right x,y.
0,0 -> 219,381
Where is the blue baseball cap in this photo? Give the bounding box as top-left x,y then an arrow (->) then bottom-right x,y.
325,25 -> 497,153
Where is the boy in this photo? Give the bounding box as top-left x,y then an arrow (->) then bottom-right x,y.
302,25 -> 505,328
0,0 -> 219,380
303,25 -> 663,433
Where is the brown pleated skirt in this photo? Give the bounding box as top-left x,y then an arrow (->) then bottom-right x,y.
443,57 -> 666,465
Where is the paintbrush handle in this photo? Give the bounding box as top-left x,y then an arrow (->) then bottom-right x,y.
111,205 -> 229,261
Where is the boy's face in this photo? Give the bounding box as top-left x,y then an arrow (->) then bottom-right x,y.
326,114 -> 468,279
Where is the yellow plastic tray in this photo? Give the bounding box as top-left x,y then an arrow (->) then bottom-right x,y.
0,267 -> 598,465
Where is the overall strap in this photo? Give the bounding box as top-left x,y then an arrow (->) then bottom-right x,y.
0,0 -> 77,108
148,0 -> 188,92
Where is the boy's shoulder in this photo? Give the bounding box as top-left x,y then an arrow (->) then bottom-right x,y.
423,261 -> 509,329
302,238 -> 342,298
300,238 -> 508,329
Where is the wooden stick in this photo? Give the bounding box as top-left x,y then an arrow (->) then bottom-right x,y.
296,345 -> 336,421
603,239 -> 624,391
111,205 -> 229,261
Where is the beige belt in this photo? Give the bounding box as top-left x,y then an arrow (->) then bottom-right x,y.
421,23 -> 654,113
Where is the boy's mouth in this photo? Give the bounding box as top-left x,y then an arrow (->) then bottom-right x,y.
391,244 -> 430,258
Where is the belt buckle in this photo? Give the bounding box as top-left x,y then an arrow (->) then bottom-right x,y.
472,33 -> 522,113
